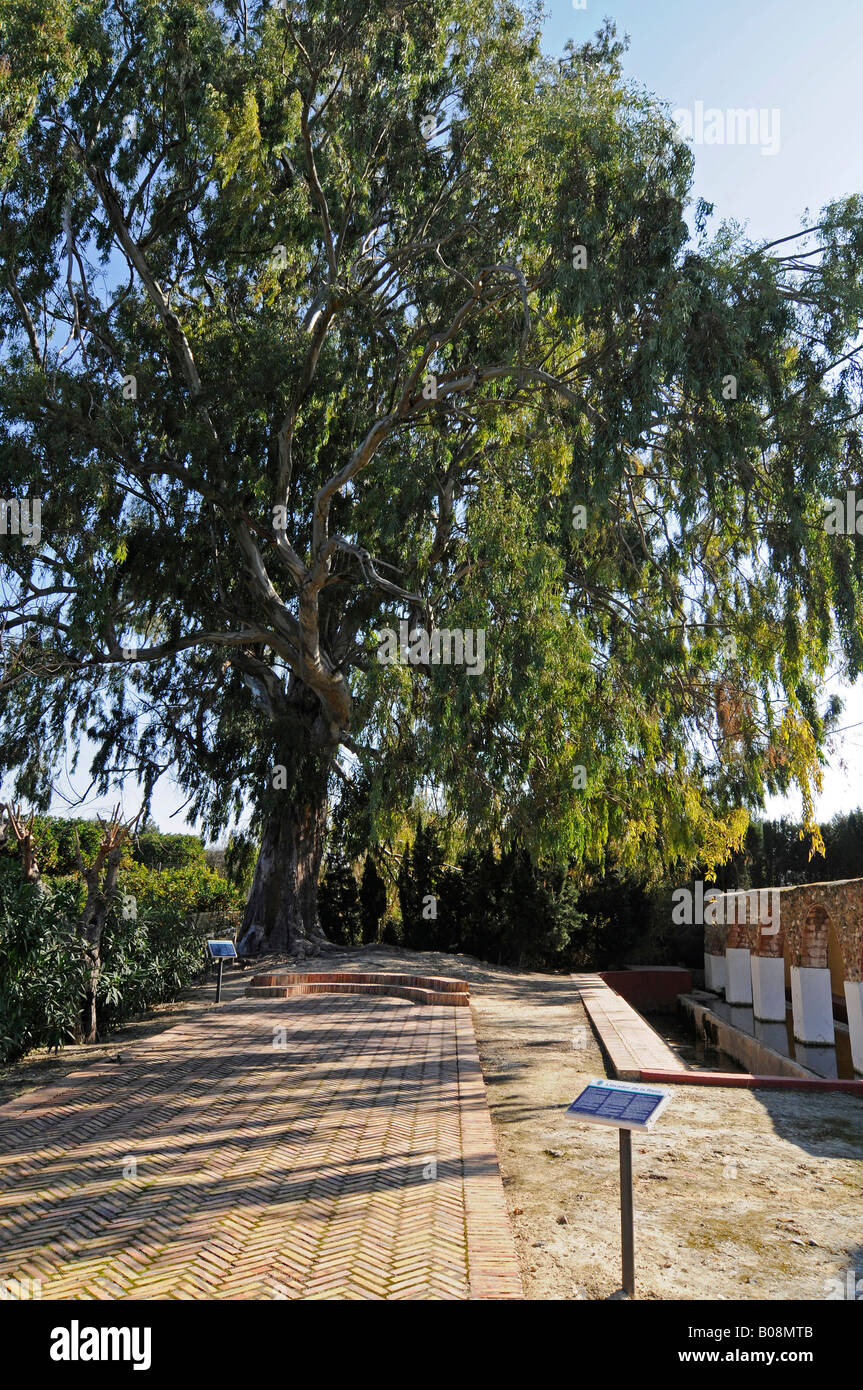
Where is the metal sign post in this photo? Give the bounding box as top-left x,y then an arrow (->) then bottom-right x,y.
619,1128 -> 635,1297
566,1079 -> 671,1299
206,939 -> 238,1003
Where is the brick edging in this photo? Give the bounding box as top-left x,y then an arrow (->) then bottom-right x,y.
247,971 -> 470,1007
454,1009 -> 523,1299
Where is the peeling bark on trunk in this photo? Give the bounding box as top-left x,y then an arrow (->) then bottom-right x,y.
76,845 -> 124,1043
238,754 -> 332,956
79,941 -> 102,1045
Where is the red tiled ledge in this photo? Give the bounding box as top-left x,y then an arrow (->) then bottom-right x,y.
638,1066 -> 863,1096
246,970 -> 470,1006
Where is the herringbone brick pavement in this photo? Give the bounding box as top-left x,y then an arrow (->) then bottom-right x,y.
0,994 -> 521,1300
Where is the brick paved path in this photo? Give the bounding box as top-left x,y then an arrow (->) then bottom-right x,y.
0,995 -> 521,1300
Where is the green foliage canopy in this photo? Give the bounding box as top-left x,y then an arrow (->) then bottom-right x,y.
1,1 -> 863,889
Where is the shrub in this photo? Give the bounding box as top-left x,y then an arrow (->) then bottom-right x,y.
381,917 -> 402,946
131,830 -> 206,870
118,861 -> 244,916
0,815 -> 209,877
318,856 -> 362,945
97,899 -> 207,1034
0,864 -> 219,1063
0,815 -> 103,876
224,832 -> 258,897
395,826 -> 583,968
0,878 -> 88,1063
359,854 -> 386,943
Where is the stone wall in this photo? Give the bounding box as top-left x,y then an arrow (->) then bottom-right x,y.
709,879 -> 863,982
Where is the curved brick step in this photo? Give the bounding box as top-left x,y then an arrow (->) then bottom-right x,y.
251,970 -> 469,992
245,970 -> 469,1007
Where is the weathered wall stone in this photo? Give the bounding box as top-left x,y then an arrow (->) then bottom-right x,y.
708,879 -> 863,982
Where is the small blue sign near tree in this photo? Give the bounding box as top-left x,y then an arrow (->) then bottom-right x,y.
206,940 -> 236,1003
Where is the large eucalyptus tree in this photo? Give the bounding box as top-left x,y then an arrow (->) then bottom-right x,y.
2,1 -> 863,952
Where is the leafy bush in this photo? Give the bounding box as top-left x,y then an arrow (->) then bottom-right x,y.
131,830 -> 205,870
396,829 -> 583,969
381,917 -> 402,946
0,814 -> 208,877
359,855 -> 387,943
223,832 -> 258,897
318,852 -> 387,946
318,855 -> 362,945
97,900 -> 208,1034
0,864 -> 219,1063
0,815 -> 103,876
0,877 -> 88,1063
119,860 -> 244,915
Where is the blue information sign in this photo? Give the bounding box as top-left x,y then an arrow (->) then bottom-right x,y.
206,939 -> 237,959
566,1079 -> 670,1132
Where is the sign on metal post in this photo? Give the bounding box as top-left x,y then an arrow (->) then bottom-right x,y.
567,1078 -> 670,1130
206,939 -> 237,1003
566,1079 -> 671,1298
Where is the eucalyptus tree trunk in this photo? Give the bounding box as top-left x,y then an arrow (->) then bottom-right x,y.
238,745 -> 334,957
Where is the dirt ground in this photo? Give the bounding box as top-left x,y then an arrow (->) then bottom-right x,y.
2,943 -> 861,1301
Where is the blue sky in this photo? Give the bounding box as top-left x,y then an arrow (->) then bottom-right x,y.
23,0 -> 863,833
546,0 -> 863,824
545,0 -> 863,247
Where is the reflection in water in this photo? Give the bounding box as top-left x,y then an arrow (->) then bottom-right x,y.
642,1011 -> 747,1073
708,999 -> 855,1080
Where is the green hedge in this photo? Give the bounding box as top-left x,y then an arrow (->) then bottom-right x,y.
96,900 -> 209,1037
0,875 -> 89,1062
0,816 -> 103,876
0,854 -> 239,1064
119,860 -> 243,915
131,830 -> 206,871
0,816 -> 211,877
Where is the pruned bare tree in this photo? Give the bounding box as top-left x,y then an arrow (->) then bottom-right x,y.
0,801 -> 41,884
74,806 -> 140,1042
